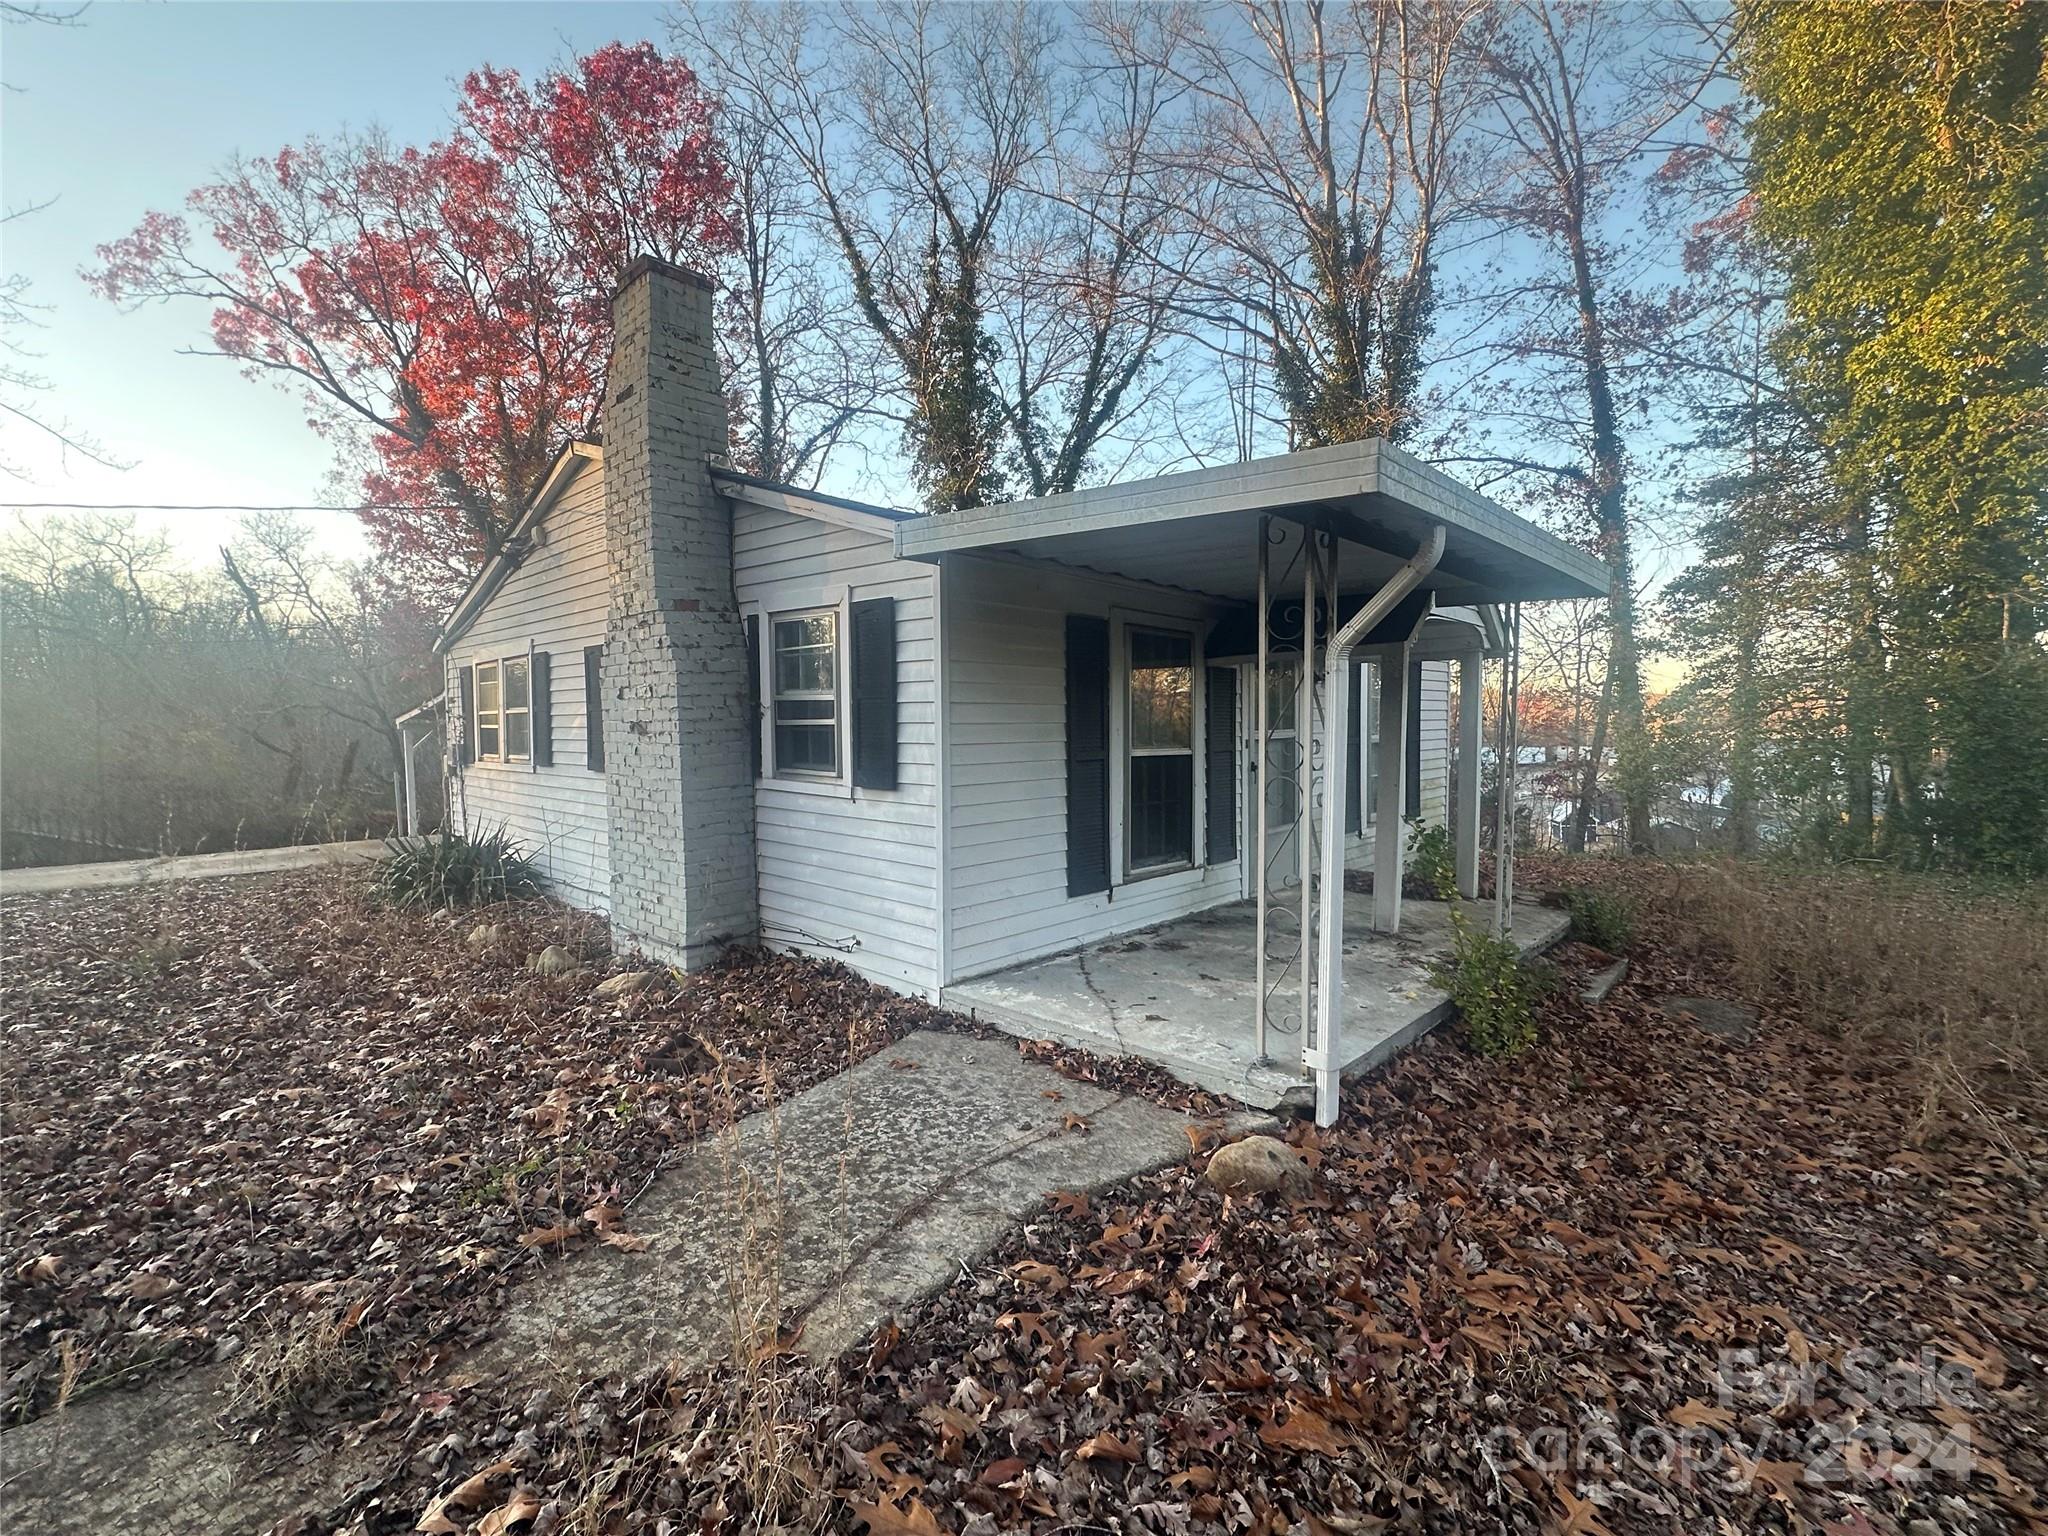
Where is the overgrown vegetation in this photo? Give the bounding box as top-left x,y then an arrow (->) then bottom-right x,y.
371,827 -> 544,910
1565,886 -> 1636,952
1535,854 -> 2047,1135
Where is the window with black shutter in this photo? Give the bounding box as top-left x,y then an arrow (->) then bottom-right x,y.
1204,665 -> 1237,864
1064,615 -> 1111,897
457,664 -> 476,766
741,617 -> 761,779
582,646 -> 605,771
850,596 -> 898,790
532,650 -> 553,768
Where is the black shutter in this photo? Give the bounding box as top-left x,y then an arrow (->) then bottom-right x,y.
457,664 -> 476,766
850,597 -> 899,790
1065,614 -> 1112,897
1405,659 -> 1423,819
583,645 -> 605,771
742,615 -> 762,779
1204,665 -> 1237,864
532,650 -> 553,767
1345,663 -> 1363,834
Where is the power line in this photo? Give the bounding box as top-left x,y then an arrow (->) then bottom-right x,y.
0,501 -> 463,513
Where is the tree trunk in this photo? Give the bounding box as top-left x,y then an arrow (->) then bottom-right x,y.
1841,499 -> 1880,852
1562,216 -> 1646,853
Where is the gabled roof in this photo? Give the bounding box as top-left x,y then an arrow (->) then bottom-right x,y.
434,441 -> 602,655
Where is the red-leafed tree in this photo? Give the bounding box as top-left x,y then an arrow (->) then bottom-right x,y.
89,43 -> 735,606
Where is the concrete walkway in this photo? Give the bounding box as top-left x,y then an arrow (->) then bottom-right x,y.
0,1028 -> 1260,1535
467,1028 -> 1267,1383
0,839 -> 383,896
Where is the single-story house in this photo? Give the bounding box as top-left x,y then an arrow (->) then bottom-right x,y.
429,258 -> 1604,1122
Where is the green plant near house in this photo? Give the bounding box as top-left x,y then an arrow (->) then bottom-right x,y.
1405,819 -> 1456,901
371,827 -> 543,911
1566,888 -> 1637,953
1431,916 -> 1548,1057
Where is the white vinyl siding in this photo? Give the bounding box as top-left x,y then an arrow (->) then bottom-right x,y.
941,557 -> 1241,983
448,459 -> 610,911
735,505 -> 941,996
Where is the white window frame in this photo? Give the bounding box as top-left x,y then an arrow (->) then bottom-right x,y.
473,658 -> 502,762
767,604 -> 844,784
502,652 -> 532,765
470,653 -> 533,765
1115,613 -> 1203,883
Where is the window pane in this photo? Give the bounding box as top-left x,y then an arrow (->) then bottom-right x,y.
506,709 -> 531,760
1265,734 -> 1300,823
773,615 -> 837,694
477,664 -> 500,715
1363,663 -> 1380,820
1264,659 -> 1299,732
775,722 -> 837,775
503,657 -> 529,709
1129,630 -> 1193,751
478,722 -> 500,758
1130,754 -> 1194,868
775,698 -> 834,723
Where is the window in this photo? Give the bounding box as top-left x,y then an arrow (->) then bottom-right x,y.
1262,657 -> 1301,825
474,660 -> 502,760
771,609 -> 839,777
503,656 -> 531,762
1363,661 -> 1381,822
1127,627 -> 1194,871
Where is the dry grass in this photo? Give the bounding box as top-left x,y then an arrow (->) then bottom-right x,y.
1544,856 -> 2048,1138
227,1299 -> 370,1425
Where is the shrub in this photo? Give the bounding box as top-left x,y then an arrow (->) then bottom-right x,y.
1566,888 -> 1636,953
372,827 -> 542,910
1406,819 -> 1456,901
1431,917 -> 1547,1057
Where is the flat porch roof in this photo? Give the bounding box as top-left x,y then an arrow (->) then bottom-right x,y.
943,890 -> 1570,1112
893,437 -> 1606,607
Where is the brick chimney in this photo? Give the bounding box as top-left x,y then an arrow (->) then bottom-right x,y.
600,257 -> 758,966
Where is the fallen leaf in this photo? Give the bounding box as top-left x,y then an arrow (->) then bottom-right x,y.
1075,1430 -> 1139,1462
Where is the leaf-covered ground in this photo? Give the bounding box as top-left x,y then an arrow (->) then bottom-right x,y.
0,868 -> 939,1426
309,872 -> 2046,1536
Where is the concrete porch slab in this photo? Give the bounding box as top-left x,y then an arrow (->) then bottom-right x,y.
944,894 -> 1571,1112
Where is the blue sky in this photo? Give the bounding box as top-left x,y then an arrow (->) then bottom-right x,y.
2,1 -> 667,557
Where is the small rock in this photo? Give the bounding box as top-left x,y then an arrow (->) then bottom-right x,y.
528,945 -> 580,976
594,969 -> 657,1000
1660,994 -> 1757,1043
466,923 -> 505,950
1204,1135 -> 1311,1199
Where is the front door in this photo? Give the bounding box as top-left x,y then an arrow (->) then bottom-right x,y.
1243,655 -> 1305,898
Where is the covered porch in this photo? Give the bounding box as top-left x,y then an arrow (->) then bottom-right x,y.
897,436 -> 1605,1123
944,889 -> 1570,1112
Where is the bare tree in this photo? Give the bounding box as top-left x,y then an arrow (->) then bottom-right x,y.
1093,0 -> 1500,453
681,0 -> 1198,507
1456,0 -> 1726,851
718,108 -> 890,487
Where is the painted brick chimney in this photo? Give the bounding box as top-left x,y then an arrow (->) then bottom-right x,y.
600,257 -> 758,966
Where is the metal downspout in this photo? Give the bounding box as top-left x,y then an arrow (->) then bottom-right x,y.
1308,525 -> 1447,1126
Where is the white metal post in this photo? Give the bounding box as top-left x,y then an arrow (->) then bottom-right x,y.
1501,603 -> 1523,931
1311,526 -> 1445,1125
1297,529 -> 1315,1053
401,727 -> 421,837
1372,655 -> 1409,935
1253,517 -> 1271,1064
1456,651 -> 1483,899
